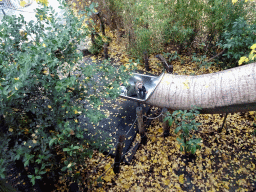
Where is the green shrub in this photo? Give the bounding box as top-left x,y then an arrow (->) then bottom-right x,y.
165,22 -> 195,51
94,0 -> 255,59
163,51 -> 180,62
0,0 -> 133,187
164,106 -> 202,155
192,54 -> 214,69
217,17 -> 256,67
204,0 -> 248,45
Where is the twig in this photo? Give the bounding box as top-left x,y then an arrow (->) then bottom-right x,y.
218,113 -> 228,133
207,49 -> 226,62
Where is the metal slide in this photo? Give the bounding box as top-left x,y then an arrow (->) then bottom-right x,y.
119,72 -> 164,102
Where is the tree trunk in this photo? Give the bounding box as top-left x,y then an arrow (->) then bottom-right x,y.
145,63 -> 256,114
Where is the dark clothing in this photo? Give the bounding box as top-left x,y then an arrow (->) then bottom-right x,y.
138,86 -> 147,99
127,85 -> 137,97
127,84 -> 147,99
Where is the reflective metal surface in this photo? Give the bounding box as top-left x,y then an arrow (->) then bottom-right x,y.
119,72 -> 164,101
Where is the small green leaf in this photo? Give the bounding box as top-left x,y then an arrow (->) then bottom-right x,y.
0,173 -> 5,179
39,171 -> 46,175
14,154 -> 20,160
24,160 -> 30,167
61,167 -> 67,172
31,177 -> 35,185
168,119 -> 173,126
73,146 -> 80,150
187,139 -> 192,145
49,137 -> 56,147
175,126 -> 181,134
191,145 -> 196,154
35,159 -> 41,164
63,148 -> 71,152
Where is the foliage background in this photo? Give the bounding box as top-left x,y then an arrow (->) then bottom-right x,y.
76,0 -> 256,67
0,0 -> 135,188
0,0 -> 256,191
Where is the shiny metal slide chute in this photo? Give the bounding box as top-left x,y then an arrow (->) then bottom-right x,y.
119,73 -> 164,102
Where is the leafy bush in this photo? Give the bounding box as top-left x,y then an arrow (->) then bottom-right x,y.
217,17 -> 256,67
94,0 -> 170,58
192,54 -> 214,69
204,0 -> 249,49
163,51 -> 180,63
0,0 -> 133,187
93,0 -> 255,59
164,0 -> 204,51
164,107 -> 202,155
165,22 -> 195,52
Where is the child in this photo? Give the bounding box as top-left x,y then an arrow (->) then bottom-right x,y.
126,80 -> 148,99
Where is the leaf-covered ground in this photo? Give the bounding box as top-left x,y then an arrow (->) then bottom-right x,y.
4,4 -> 255,191
50,25 -> 256,191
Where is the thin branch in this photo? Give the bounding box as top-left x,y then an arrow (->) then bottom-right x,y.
207,49 -> 226,62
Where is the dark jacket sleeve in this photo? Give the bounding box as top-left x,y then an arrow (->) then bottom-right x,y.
141,86 -> 146,93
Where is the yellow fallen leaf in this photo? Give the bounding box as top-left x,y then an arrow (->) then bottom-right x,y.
20,0 -> 26,7
48,105 -> 52,108
249,111 -> 255,116
163,179 -> 170,186
157,127 -> 163,133
15,86 -> 18,90
14,77 -> 19,80
151,136 -> 156,143
182,80 -> 190,89
102,175 -> 112,182
102,164 -> 115,182
123,184 -> 130,190
251,163 -> 255,171
205,147 -> 211,155
162,171 -> 168,176
104,163 -> 112,171
222,181 -> 229,189
9,128 -> 13,132
140,156 -> 147,162
172,162 -> 178,169
179,174 -> 184,184
175,182 -> 181,189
